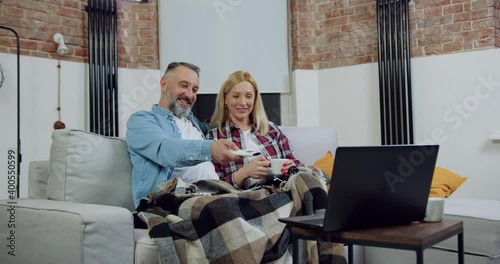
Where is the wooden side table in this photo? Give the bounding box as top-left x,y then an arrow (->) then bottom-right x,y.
291,219 -> 464,264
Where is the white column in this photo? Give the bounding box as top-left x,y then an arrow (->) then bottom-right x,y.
291,70 -> 320,127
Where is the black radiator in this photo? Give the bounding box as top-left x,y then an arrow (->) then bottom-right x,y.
86,0 -> 119,136
376,0 -> 413,145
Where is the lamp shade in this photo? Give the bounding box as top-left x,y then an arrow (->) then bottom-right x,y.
53,33 -> 69,55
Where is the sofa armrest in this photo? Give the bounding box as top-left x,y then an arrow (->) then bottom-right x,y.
0,199 -> 134,264
28,160 -> 50,199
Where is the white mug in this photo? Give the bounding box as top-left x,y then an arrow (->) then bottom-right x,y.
423,197 -> 445,222
270,159 -> 288,175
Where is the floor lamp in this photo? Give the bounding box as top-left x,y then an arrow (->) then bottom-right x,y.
0,25 -> 22,199
53,33 -> 68,129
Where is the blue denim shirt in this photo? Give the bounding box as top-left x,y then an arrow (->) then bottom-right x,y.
126,105 -> 212,208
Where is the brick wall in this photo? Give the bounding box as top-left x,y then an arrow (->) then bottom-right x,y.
0,0 -> 158,69
2,1 -> 496,71
290,0 -> 500,70
496,0 -> 500,47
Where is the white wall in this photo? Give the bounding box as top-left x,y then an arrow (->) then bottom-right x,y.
291,70 -> 320,127
318,63 -> 381,146
295,49 -> 500,200
117,68 -> 161,134
158,0 -> 289,94
411,49 -> 500,199
0,54 -> 86,199
0,53 -> 161,199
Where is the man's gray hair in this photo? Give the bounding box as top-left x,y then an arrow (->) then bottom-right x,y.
163,62 -> 200,78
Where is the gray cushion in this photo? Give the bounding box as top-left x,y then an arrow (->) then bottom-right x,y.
28,160 -> 50,199
47,129 -> 135,211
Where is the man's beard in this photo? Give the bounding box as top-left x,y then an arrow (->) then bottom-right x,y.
166,90 -> 193,118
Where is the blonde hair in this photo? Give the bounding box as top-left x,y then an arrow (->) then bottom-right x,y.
210,71 -> 269,135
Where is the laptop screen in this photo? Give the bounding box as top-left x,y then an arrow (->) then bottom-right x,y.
323,144 -> 439,231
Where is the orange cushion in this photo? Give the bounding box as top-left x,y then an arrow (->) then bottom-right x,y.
313,151 -> 335,179
429,167 -> 467,198
313,152 -> 466,198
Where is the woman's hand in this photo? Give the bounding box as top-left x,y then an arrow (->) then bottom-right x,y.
280,159 -> 296,176
243,156 -> 270,179
232,156 -> 270,187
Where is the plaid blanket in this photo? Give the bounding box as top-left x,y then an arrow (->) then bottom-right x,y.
137,172 -> 346,264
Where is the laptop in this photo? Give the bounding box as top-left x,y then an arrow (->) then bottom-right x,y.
279,144 -> 439,231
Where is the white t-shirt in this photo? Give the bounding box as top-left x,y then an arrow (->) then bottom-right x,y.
171,116 -> 219,183
242,129 -> 266,188
242,129 -> 261,162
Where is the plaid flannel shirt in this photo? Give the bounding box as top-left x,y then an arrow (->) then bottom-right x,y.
206,120 -> 303,187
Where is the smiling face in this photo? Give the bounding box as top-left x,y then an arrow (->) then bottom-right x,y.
160,66 -> 199,117
225,81 -> 256,125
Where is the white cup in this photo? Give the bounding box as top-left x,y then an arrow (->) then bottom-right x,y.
423,197 -> 445,222
270,159 -> 288,175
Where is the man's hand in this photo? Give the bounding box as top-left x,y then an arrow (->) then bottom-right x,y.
211,139 -> 241,164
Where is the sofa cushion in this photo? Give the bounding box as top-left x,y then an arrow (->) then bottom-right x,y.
313,151 -> 335,178
429,167 -> 467,198
279,126 -> 338,166
47,129 -> 135,211
28,160 -> 50,199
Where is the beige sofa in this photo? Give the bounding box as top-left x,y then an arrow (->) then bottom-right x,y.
0,127 -> 340,264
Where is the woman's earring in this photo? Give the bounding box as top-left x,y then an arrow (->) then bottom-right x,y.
224,104 -> 227,108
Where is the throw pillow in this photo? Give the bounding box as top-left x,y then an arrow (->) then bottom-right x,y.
429,167 -> 467,198
47,129 -> 135,211
313,151 -> 335,179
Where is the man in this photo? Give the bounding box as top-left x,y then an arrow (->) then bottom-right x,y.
126,62 -> 240,208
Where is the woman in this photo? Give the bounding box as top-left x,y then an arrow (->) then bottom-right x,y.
207,71 -> 303,189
